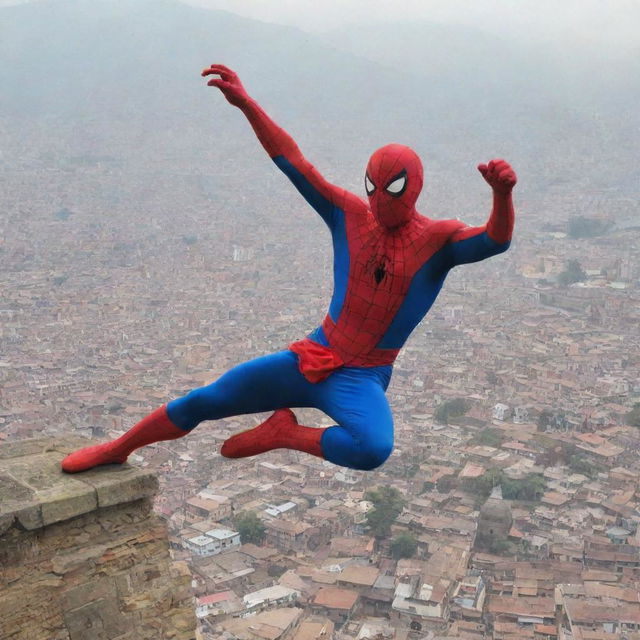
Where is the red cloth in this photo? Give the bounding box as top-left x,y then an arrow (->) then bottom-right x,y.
289,338 -> 345,383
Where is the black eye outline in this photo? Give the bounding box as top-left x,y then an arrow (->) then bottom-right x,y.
384,169 -> 408,197
365,173 -> 376,196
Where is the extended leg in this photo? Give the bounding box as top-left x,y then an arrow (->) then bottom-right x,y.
165,350 -> 313,428
61,405 -> 184,473
62,351 -> 312,473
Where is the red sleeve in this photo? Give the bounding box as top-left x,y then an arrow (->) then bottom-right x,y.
239,98 -> 364,214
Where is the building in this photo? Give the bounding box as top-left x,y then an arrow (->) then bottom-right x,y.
311,587 -> 360,626
493,404 -> 511,421
265,518 -> 313,552
184,528 -> 241,557
242,585 -> 300,616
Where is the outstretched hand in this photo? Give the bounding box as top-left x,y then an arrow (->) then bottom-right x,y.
478,159 -> 517,195
201,64 -> 250,107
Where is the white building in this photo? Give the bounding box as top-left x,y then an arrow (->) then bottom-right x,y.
513,406 -> 529,423
493,403 -> 510,421
242,585 -> 300,616
184,528 -> 241,557
264,502 -> 297,518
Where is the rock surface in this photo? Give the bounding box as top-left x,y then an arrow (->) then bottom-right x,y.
0,437 -> 197,640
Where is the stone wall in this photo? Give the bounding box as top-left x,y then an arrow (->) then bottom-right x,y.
0,437 -> 198,640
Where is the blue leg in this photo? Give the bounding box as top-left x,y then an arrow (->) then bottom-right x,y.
313,367 -> 394,470
166,350 -> 313,431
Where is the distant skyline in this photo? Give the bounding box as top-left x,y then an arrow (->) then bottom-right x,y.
1,0 -> 639,49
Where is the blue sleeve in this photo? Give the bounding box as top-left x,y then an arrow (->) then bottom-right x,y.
273,155 -> 338,230
449,230 -> 510,267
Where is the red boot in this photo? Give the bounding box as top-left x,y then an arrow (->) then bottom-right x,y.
221,408 -> 324,460
61,405 -> 187,473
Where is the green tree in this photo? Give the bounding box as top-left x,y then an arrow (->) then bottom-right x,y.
390,534 -> 418,559
461,468 -> 504,501
627,403 -> 640,428
435,397 -> 471,424
536,409 -> 553,431
567,216 -> 609,239
558,259 -> 586,286
436,474 -> 457,493
502,473 -> 546,502
569,454 -> 599,478
487,538 -> 512,556
365,486 -> 406,538
420,481 -> 435,494
234,511 -> 265,545
404,463 -> 420,478
473,428 -> 505,448
267,564 -> 286,578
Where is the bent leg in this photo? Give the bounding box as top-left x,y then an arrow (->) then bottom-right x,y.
315,369 -> 394,471
167,350 -> 312,431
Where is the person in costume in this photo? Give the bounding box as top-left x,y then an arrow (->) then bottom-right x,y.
62,64 -> 517,474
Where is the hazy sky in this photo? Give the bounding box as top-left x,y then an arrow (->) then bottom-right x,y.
180,0 -> 639,47
1,0 -> 639,48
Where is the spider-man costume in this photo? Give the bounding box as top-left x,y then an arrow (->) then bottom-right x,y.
61,64 -> 516,474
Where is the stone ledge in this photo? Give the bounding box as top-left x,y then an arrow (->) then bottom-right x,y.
0,437 -> 159,533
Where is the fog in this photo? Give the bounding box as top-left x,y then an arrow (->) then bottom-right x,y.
1,3 -> 640,637
183,0 -> 640,47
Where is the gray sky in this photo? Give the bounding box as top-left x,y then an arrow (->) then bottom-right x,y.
2,0 -> 638,48
180,0 -> 640,46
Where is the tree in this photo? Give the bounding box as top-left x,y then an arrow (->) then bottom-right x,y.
473,428 -> 504,448
404,463 -> 420,478
461,467 -> 504,501
391,534 -> 417,559
627,403 -> 640,428
502,473 -> 546,502
420,480 -> 435,494
234,511 -> 265,545
436,474 -> 457,494
267,564 -> 287,578
365,486 -> 406,538
567,216 -> 609,239
569,454 -> 600,478
487,538 -> 512,556
558,259 -> 586,286
435,397 -> 471,424
536,409 -> 553,431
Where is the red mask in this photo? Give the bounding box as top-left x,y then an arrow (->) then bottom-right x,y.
365,144 -> 423,229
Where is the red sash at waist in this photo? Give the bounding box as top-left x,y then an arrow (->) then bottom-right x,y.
289,317 -> 400,383
288,338 -> 345,383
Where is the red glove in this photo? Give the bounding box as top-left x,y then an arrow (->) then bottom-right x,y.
201,63 -> 250,107
478,159 -> 517,195
477,159 -> 516,244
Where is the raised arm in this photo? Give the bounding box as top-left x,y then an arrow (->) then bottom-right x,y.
202,64 -> 362,228
448,159 -> 516,266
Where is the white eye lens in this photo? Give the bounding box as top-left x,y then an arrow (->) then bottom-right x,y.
365,175 -> 375,194
386,175 -> 406,194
